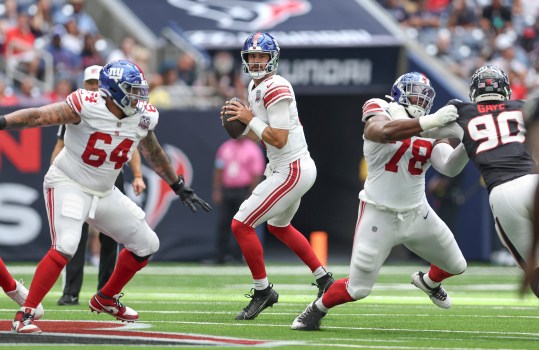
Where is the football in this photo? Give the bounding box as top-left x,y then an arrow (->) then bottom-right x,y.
222,97 -> 247,139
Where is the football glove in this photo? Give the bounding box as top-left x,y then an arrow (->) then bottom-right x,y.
170,176 -> 212,213
419,105 -> 458,130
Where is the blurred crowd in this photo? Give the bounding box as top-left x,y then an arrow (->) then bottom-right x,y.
0,0 -> 245,109
4,0 -> 535,110
380,0 -> 539,99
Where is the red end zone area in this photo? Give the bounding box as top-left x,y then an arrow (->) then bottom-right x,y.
0,320 -> 273,346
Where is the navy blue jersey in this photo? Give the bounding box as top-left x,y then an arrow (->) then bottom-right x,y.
449,99 -> 535,193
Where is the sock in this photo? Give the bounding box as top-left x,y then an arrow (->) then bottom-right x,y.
100,249 -> 148,297
254,278 -> 269,291
314,266 -> 328,280
427,264 -> 454,286
25,249 -> 68,308
0,258 -> 16,292
267,224 -> 322,272
232,219 -> 267,280
320,277 -> 354,309
314,298 -> 329,312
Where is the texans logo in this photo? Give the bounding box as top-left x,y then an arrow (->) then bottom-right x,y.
167,0 -> 311,30
126,144 -> 193,229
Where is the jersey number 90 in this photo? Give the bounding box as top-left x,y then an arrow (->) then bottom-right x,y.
468,111 -> 525,154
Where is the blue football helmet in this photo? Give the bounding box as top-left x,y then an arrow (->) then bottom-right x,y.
99,60 -> 149,116
469,65 -> 511,103
390,72 -> 435,118
241,32 -> 280,79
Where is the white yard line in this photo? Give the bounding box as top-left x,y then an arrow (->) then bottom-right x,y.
5,264 -> 521,276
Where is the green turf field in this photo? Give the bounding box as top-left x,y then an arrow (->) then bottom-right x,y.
0,263 -> 537,349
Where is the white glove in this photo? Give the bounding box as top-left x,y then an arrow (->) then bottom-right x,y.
420,122 -> 464,140
418,105 -> 458,131
387,102 -> 409,120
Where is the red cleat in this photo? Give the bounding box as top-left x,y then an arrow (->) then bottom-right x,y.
89,291 -> 139,322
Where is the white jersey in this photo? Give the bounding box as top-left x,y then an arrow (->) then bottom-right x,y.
247,74 -> 309,167
49,89 -> 158,194
359,98 -> 435,210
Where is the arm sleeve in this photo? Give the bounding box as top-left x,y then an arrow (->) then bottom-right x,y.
430,142 -> 469,177
267,99 -> 291,129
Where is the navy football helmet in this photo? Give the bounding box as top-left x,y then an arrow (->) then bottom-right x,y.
469,65 -> 511,103
241,32 -> 280,79
390,72 -> 435,118
99,60 -> 149,116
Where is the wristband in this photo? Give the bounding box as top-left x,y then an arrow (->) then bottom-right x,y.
0,115 -> 5,130
170,177 -> 185,193
248,117 -> 268,139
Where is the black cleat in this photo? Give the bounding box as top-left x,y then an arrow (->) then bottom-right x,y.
57,294 -> 79,306
291,302 -> 326,331
314,273 -> 334,299
235,285 -> 279,320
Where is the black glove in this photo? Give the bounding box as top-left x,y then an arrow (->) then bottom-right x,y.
170,176 -> 212,213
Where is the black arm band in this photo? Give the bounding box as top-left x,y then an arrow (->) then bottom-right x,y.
0,115 -> 5,130
170,177 -> 185,193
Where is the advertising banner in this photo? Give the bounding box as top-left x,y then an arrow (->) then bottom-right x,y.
0,110 -> 227,262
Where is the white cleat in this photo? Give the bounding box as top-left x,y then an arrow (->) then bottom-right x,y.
411,271 -> 451,309
6,280 -> 44,320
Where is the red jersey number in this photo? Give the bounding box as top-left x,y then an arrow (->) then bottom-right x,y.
81,132 -> 134,169
385,139 -> 433,175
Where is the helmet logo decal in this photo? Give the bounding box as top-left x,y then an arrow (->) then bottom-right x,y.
108,68 -> 124,83
253,32 -> 261,48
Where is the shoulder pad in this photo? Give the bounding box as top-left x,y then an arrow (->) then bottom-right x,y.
362,98 -> 389,122
263,75 -> 293,108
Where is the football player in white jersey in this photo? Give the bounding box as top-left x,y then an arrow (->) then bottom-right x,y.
222,32 -> 334,320
0,60 -> 211,334
292,72 -> 469,331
